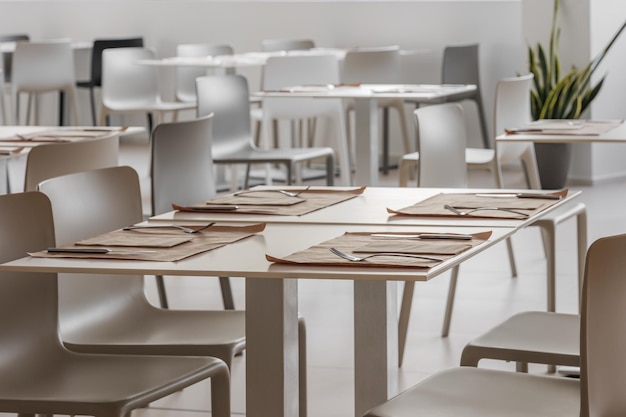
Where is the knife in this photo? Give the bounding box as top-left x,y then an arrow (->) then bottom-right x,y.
370,233 -> 472,240
474,193 -> 561,200
47,247 -> 156,254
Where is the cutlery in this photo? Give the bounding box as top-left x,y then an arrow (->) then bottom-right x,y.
329,247 -> 442,262
370,233 -> 472,240
47,247 -> 156,254
122,223 -> 215,234
444,204 -> 529,217
233,186 -> 310,197
474,193 -> 561,200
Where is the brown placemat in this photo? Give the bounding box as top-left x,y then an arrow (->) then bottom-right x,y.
505,120 -> 623,136
175,186 -> 367,215
0,128 -> 119,143
387,190 -> 567,219
267,230 -> 491,268
30,223 -> 266,261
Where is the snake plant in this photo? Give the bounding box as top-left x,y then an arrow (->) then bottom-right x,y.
528,0 -> 626,120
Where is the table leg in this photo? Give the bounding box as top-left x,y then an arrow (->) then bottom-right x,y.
246,277 -> 299,417
354,98 -> 379,186
354,280 -> 398,417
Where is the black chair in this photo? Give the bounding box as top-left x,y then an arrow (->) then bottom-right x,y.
76,37 -> 144,125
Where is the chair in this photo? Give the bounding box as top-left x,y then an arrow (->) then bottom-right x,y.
0,191 -> 231,417
38,164 -> 309,417
196,74 -> 337,189
23,132 -> 119,192
261,38 -> 315,52
341,46 -> 410,175
366,232 -> 626,417
260,55 -> 351,185
100,47 -> 196,132
396,102 -> 515,366
176,43 -> 234,103
76,37 -> 144,125
0,33 -> 29,83
11,40 -> 80,125
150,115 -> 233,310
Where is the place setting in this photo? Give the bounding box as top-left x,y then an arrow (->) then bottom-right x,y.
387,190 -> 567,220
29,222 -> 266,262
266,230 -> 492,268
172,186 -> 367,216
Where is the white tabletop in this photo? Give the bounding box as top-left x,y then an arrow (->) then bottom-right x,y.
0,126 -> 145,147
496,119 -> 626,144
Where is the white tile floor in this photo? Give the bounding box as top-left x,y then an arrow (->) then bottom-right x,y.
10,133 -> 626,417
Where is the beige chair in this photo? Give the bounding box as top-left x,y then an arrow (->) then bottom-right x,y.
196,74 -> 337,189
150,115 -> 232,310
341,46 -> 410,174
0,191 -> 230,417
38,164 -> 308,417
11,40 -> 80,125
100,47 -> 196,132
365,232 -> 626,417
23,132 -> 119,191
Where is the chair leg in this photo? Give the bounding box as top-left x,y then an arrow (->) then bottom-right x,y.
89,86 -> 97,126
538,224 -> 556,312
219,276 -> 235,310
398,280 -> 415,367
382,107 -> 390,175
210,363 -> 232,417
298,316 -> 307,417
505,237 -> 518,277
155,275 -> 169,309
441,265 -> 460,337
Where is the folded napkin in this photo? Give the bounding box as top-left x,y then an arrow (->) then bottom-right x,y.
76,234 -> 192,248
31,223 -> 266,262
178,186 -> 367,216
387,190 -> 567,219
267,230 -> 491,268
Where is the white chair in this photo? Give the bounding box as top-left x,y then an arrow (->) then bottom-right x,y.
39,164 -> 309,417
22,132 -> 119,191
99,47 -> 196,132
175,43 -> 234,103
196,74 -> 337,189
260,54 -> 351,185
365,232 -> 626,417
11,40 -> 80,125
261,38 -> 315,52
341,46 -> 410,174
0,191 -> 231,417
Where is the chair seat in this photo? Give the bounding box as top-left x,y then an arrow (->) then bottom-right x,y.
0,350 -> 225,415
465,147 -> 495,165
460,311 -> 580,367
216,145 -> 335,165
105,100 -> 196,113
364,367 -> 579,417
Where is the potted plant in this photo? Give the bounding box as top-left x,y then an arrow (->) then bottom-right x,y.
527,0 -> 626,189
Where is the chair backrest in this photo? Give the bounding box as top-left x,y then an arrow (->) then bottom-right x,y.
176,43 -> 234,103
0,192 -> 62,364
89,37 -> 144,87
101,47 -> 159,108
151,114 -> 216,215
494,73 -> 534,164
341,46 -> 401,84
36,166 -> 149,338
261,38 -> 315,52
196,74 -> 254,159
12,40 -> 76,93
414,102 -> 467,188
23,133 -> 119,191
0,33 -> 29,82
580,233 -> 626,417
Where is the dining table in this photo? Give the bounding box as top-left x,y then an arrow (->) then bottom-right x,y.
495,119 -> 626,144
254,84 -> 477,186
0,185 -> 581,417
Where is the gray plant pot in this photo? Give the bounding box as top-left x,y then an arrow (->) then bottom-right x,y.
534,142 -> 572,190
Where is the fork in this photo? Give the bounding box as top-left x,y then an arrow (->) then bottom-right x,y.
122,223 -> 215,234
329,247 -> 442,262
443,204 -> 529,218
234,186 -> 311,197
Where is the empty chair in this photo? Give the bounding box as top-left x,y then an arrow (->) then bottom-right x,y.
0,191 -> 230,417
365,233 -> 626,417
100,47 -> 196,132
0,33 -> 29,83
150,114 -> 232,310
260,55 -> 351,185
76,37 -> 144,125
11,40 -> 80,125
261,38 -> 315,52
342,46 -> 410,175
176,43 -> 234,103
23,132 -> 119,191
196,74 -> 337,188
